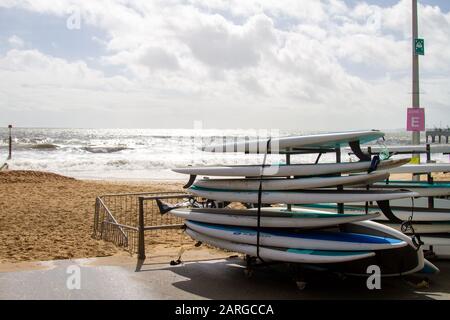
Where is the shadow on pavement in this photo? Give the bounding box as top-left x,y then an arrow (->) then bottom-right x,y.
135,256 -> 450,300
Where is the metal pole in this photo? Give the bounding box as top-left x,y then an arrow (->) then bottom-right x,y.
426,143 -> 431,163
412,0 -> 420,146
138,197 -> 146,260
411,0 -> 421,181
8,125 -> 12,160
286,152 -> 292,211
335,147 -> 344,214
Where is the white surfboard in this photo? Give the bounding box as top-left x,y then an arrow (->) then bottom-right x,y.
420,235 -> 450,246
364,180 -> 450,197
390,197 -> 450,209
186,220 -> 426,276
376,208 -> 450,222
201,130 -> 384,153
185,220 -> 407,251
171,208 -> 380,228
366,197 -> 450,222
271,219 -> 429,276
322,187 -> 450,197
173,158 -> 409,177
420,259 -> 440,274
186,228 -> 376,264
360,207 -> 450,222
389,163 -> 450,174
382,222 -> 450,234
347,144 -> 450,154
337,220 -> 425,276
192,172 -> 389,191
295,203 -> 450,222
301,204 -> 450,230
188,187 -> 418,205
350,186 -> 450,197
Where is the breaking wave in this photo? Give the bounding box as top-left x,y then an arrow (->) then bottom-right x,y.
82,146 -> 129,153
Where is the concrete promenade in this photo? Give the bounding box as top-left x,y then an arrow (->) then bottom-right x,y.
1,254 -> 450,300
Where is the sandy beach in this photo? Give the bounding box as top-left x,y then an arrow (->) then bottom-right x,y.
0,170 -> 449,264
0,170 -> 185,263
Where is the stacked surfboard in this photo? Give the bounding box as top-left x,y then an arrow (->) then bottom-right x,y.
171,130 -> 438,275
302,144 -> 450,256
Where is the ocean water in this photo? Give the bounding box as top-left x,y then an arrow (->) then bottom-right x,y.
0,128 -> 447,180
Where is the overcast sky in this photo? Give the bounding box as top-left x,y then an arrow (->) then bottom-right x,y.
0,0 -> 449,130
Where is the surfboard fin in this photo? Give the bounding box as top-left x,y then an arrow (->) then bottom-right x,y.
156,199 -> 177,214
157,197 -> 206,214
183,174 -> 197,188
368,155 -> 381,173
349,140 -> 371,161
376,200 -> 403,224
194,241 -> 202,247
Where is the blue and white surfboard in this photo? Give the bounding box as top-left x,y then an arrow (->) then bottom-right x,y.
185,220 -> 407,251
186,228 -> 375,264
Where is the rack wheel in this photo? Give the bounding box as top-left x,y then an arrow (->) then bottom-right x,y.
244,268 -> 254,278
418,279 -> 430,289
293,271 -> 307,291
296,281 -> 307,291
337,273 -> 347,281
405,277 -> 430,289
424,250 -> 437,260
245,255 -> 257,264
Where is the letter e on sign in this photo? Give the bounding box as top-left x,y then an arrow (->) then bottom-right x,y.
406,108 -> 425,132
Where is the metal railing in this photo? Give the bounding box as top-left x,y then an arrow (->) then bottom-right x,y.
93,191 -> 200,259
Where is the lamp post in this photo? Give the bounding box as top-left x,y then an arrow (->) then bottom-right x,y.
412,0 -> 420,146
8,125 -> 12,160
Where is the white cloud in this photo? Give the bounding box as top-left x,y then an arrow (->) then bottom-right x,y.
0,0 -> 449,129
104,46 -> 180,74
0,49 -> 131,90
7,35 -> 25,48
181,14 -> 276,70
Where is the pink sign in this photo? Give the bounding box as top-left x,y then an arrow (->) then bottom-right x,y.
407,108 -> 425,131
